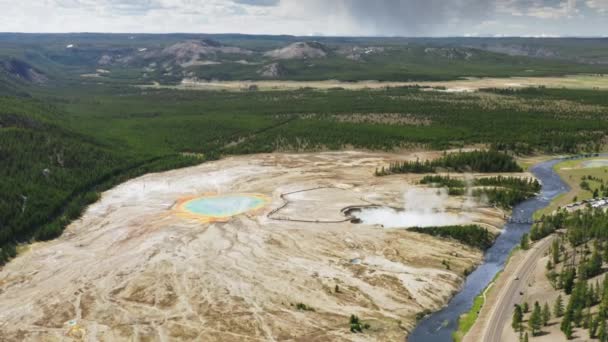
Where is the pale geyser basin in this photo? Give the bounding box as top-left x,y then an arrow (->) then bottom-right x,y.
178,194 -> 269,222
582,159 -> 608,168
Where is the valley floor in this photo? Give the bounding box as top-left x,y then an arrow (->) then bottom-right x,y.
150,75 -> 608,92
0,151 -> 513,341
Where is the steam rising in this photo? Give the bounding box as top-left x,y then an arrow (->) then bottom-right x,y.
354,188 -> 471,228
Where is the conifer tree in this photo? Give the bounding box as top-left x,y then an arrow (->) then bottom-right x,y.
588,248 -> 603,278
512,304 -> 523,331
600,317 -> 608,342
529,302 -> 542,336
564,322 -> 573,340
542,302 -> 551,326
591,315 -> 600,338
521,233 -> 530,250
552,239 -> 561,264
561,309 -> 573,337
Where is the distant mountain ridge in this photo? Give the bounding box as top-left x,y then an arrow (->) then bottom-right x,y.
1,34 -> 608,86
264,41 -> 328,60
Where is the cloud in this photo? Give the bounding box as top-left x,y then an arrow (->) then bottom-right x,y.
586,0 -> 608,12
53,0 -> 170,15
275,0 -> 495,36
233,0 -> 280,6
498,0 -> 580,19
0,0 -> 604,36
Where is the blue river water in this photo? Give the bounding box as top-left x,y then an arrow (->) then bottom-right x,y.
408,158 -> 569,342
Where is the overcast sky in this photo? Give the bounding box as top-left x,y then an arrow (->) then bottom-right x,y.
0,0 -> 606,37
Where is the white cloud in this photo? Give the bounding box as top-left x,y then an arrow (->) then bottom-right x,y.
586,0 -> 608,12
0,0 -> 603,36
498,0 -> 580,19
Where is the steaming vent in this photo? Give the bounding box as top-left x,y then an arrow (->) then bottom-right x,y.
347,188 -> 472,228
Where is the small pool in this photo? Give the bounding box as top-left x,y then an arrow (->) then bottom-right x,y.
582,160 -> 608,168
178,194 -> 268,221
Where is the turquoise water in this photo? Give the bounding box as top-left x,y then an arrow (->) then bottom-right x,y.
184,195 -> 266,217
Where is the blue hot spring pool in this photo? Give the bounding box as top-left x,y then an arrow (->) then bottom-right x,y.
181,194 -> 268,219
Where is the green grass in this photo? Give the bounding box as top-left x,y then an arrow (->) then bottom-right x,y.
535,156 -> 608,218
453,290 -> 486,342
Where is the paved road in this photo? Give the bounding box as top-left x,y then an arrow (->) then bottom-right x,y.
479,236 -> 555,342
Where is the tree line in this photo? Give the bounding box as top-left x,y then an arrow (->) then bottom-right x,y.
375,150 -> 523,176
420,174 -> 540,209
408,225 -> 496,250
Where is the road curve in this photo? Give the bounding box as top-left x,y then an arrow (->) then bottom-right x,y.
478,236 -> 555,342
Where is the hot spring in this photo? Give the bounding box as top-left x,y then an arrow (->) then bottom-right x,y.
178,194 -> 269,222
582,160 -> 608,168
349,188 -> 469,228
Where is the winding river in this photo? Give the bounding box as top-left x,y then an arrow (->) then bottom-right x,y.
408,158 -> 569,341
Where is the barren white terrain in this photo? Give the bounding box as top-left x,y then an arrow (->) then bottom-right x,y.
0,151 -> 511,341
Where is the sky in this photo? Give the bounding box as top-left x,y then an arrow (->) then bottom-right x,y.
0,0 -> 606,37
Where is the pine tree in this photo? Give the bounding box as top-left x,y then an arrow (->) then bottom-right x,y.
590,284 -> 597,307
529,302 -> 542,336
564,322 -> 573,340
518,329 -> 523,342
591,315 -> 600,338
561,309 -> 573,336
521,233 -> 530,250
552,239 -> 561,264
542,302 -> 551,326
563,268 -> 576,295
574,306 -> 584,327
523,332 -> 529,342
588,248 -> 603,278
600,317 -> 608,342
523,302 -> 529,313
512,304 -> 523,331
554,295 -> 564,318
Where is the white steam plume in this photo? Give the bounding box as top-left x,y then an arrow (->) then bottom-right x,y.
354,187 -> 471,228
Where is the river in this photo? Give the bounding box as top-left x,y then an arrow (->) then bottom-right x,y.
408,158 -> 569,341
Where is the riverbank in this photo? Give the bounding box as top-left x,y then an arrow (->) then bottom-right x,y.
464,154 -> 608,341
408,158 -> 569,342
463,236 -> 555,342
535,154 -> 608,218
453,246 -> 519,342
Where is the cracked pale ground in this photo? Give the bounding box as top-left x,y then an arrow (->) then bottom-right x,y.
0,151 -> 508,341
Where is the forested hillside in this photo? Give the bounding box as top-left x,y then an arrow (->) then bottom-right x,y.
0,96 -> 201,264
